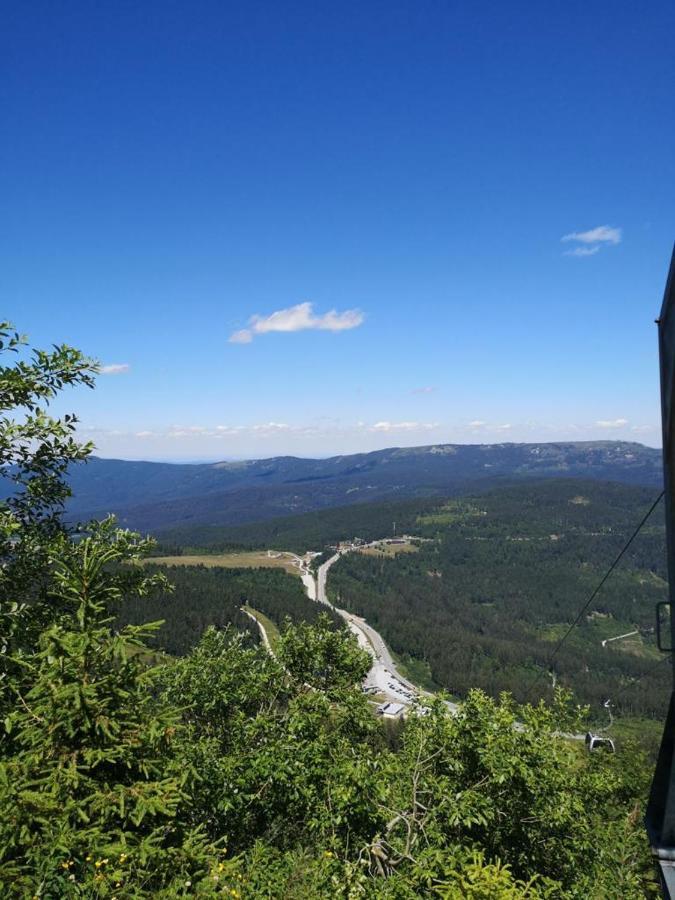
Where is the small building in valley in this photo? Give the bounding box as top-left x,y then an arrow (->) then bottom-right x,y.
376,702 -> 405,718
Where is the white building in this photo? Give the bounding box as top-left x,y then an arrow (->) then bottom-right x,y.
376,702 -> 405,718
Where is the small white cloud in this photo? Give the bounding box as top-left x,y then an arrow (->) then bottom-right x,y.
561,225 -> 622,258
252,422 -> 291,432
135,430 -> 154,438
411,386 -> 436,395
631,424 -> 655,434
596,418 -> 629,429
564,245 -> 600,257
228,329 -> 253,344
371,421 -> 438,433
229,301 -> 364,344
497,423 -> 512,431
100,363 -> 130,375
469,420 -> 486,428
561,225 -> 622,245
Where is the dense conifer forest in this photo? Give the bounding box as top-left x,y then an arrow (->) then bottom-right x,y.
328,480 -> 669,720
154,495 -> 442,555
117,564 -> 340,656
159,479 -> 670,720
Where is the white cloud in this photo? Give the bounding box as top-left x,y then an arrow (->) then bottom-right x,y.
631,424 -> 656,434
596,418 -> 629,429
167,425 -> 210,438
562,225 -> 622,245
561,224 -> 622,258
228,329 -> 254,344
564,245 -> 600,257
229,301 -> 364,344
153,420 -> 441,438
158,422 -> 300,439
370,421 -> 438,433
410,386 -> 436,395
100,363 -> 130,375
252,422 -> 291,432
469,420 -> 486,428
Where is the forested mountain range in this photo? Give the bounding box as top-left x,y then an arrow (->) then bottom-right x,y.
46,440 -> 661,531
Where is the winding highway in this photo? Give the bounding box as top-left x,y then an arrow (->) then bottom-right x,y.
261,544 -> 582,738
313,549 -> 456,711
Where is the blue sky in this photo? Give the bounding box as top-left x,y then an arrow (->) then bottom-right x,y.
3,1 -> 674,460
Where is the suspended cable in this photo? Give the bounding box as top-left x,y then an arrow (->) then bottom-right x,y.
535,489 -> 665,686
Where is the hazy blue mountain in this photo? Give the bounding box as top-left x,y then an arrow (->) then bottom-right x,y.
47,440 -> 662,532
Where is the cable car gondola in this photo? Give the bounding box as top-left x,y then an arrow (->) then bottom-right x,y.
585,732 -> 615,753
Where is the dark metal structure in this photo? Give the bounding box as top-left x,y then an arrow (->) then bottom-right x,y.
647,245 -> 675,895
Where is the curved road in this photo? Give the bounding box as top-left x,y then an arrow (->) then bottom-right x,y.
277,544 -> 582,737
314,551 -> 454,711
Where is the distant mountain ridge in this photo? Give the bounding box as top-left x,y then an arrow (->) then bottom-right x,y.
53,440 -> 663,532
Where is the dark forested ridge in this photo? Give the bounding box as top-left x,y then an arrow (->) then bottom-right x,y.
325,479 -> 670,720
117,564 -> 339,656
155,495 -> 444,554
48,440 -> 661,531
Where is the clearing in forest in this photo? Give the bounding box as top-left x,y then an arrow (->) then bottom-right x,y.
359,541 -> 419,557
144,551 -> 302,576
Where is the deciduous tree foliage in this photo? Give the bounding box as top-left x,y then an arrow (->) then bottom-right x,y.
0,325 -> 661,897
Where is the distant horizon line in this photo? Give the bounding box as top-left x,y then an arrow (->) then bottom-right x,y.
86,437 -> 662,466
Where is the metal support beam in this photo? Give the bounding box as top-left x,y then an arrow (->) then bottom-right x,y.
647,245 -> 675,895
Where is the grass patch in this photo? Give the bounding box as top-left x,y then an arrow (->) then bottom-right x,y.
360,541 -> 419,557
611,716 -> 664,759
536,619 -> 660,660
144,551 -> 302,577
416,501 -> 485,526
244,605 -> 282,655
